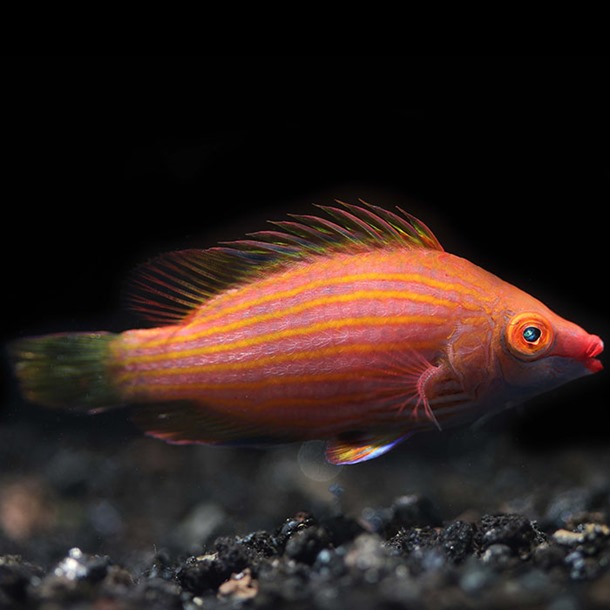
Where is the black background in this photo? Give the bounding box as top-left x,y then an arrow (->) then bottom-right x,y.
2,56 -> 608,448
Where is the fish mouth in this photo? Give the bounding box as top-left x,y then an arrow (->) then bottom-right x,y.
583,336 -> 604,373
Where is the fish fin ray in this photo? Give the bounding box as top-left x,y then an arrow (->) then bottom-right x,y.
126,202 -> 443,323
371,349 -> 442,429
8,333 -> 121,411
325,431 -> 414,465
126,248 -> 260,324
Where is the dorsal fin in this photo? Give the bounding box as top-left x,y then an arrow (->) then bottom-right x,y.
127,200 -> 443,324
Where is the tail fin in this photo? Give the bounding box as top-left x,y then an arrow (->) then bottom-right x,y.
8,332 -> 122,411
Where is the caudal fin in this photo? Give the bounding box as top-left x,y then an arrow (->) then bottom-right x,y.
8,332 -> 122,411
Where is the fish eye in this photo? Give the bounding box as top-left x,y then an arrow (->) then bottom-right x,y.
505,313 -> 554,360
522,326 -> 541,343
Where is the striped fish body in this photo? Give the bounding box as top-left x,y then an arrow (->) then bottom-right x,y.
9,203 -> 603,464
114,248 -> 488,436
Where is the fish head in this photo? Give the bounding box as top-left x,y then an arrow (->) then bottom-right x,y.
497,306 -> 603,399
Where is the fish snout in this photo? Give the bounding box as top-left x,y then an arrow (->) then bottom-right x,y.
551,328 -> 603,374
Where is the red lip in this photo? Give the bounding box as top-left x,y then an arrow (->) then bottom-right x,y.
584,336 -> 604,373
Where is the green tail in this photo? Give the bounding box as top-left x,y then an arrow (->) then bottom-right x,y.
8,332 -> 122,411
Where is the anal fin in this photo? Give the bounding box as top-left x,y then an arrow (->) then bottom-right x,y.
131,401 -> 293,447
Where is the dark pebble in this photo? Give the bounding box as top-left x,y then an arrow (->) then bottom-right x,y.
284,525 -> 331,564
441,520 -> 476,563
532,541 -> 568,570
0,555 -> 44,606
276,512 -> 317,543
177,529 -> 276,596
319,514 -> 366,547
476,514 -> 545,555
178,553 -> 230,594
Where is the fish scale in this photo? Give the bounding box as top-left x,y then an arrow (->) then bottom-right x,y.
114,252 -> 458,410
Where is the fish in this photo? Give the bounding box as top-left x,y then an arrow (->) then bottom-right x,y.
8,201 -> 603,465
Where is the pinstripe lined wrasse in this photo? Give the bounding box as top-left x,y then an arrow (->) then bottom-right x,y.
8,202 -> 603,464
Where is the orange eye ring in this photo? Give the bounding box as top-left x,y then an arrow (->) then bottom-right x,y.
505,312 -> 554,360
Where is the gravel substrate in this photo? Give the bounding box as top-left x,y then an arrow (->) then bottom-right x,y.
1,406 -> 609,609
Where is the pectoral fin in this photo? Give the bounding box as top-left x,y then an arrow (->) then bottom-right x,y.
325,432 -> 415,465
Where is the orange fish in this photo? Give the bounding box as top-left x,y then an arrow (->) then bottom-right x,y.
8,202 -> 603,464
